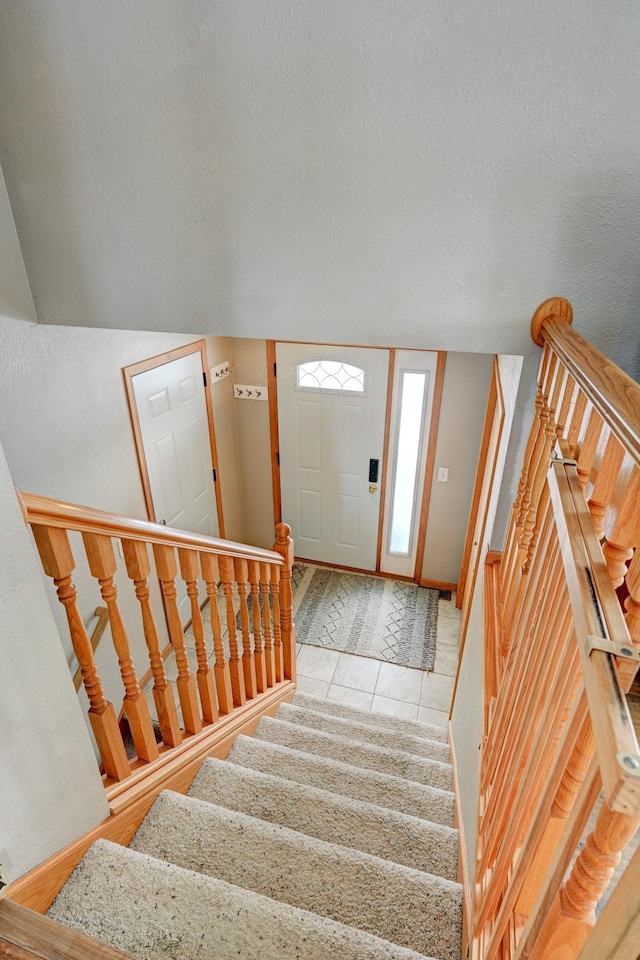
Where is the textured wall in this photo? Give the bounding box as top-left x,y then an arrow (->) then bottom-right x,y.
0,1 -> 638,376
422,352 -> 494,584
0,442 -> 109,880
450,353 -> 523,905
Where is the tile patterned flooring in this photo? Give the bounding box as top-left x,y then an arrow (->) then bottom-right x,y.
147,584 -> 460,729
294,593 -> 460,726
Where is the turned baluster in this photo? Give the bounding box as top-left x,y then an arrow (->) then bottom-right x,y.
501,382 -> 545,591
233,557 -> 257,699
602,467 -> 640,589
270,563 -> 284,683
566,388 -> 589,457
82,532 -> 159,763
260,561 -> 276,687
516,714 -> 595,919
530,804 -> 640,960
30,524 -> 130,781
218,555 -> 246,706
122,538 -> 182,747
179,548 -> 218,724
273,523 -> 297,683
200,552 -> 233,715
576,408 -> 604,491
586,433 -> 626,539
555,371 -> 576,441
152,543 -> 202,735
249,560 -> 267,693
625,548 -> 640,649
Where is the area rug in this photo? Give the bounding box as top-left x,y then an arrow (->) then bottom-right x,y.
291,563 -> 438,671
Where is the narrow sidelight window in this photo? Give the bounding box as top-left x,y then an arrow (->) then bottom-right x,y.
388,371 -> 429,555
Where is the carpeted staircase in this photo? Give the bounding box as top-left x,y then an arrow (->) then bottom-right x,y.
48,692 -> 463,960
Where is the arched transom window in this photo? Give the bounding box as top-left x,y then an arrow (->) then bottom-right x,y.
295,360 -> 366,394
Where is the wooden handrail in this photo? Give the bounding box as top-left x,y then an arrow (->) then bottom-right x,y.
20,490 -> 283,566
531,297 -> 640,468
471,299 -> 640,960
22,486 -> 296,793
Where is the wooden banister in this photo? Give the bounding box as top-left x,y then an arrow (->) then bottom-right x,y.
531,298 -> 640,469
472,299 -> 640,960
22,488 -> 296,797
21,490 -> 283,566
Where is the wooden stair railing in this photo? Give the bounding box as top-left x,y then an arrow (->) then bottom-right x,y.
473,298 -> 640,960
18,490 -> 296,790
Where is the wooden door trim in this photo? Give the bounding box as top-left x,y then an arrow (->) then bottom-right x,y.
457,356 -> 500,608
123,341 -> 225,537
376,348 -> 396,571
267,341 -> 282,526
458,360 -> 505,643
413,351 -> 447,583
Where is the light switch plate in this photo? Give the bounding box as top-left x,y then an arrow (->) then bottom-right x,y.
437,467 -> 449,482
233,384 -> 268,401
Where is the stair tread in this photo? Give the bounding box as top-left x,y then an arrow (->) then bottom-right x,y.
189,756 -> 458,879
49,839 -> 439,960
293,692 -> 449,742
130,790 -> 462,960
229,734 -> 455,824
255,715 -> 453,791
277,702 -> 451,763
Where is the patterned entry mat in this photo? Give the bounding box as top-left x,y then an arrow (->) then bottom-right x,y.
291,563 -> 439,671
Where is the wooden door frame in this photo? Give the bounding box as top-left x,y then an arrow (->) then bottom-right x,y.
267,339 -> 447,583
123,340 -> 225,538
449,356 -> 505,714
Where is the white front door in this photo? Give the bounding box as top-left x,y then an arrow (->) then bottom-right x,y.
276,343 -> 389,571
132,351 -> 220,619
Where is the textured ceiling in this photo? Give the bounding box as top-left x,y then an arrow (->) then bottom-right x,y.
0,1 -> 638,374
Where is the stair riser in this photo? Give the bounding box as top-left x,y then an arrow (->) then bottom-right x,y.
48,840 -> 438,960
255,717 -> 454,792
277,703 -> 451,763
189,757 -> 458,879
292,692 -> 449,743
229,735 -> 456,825
131,792 -> 462,960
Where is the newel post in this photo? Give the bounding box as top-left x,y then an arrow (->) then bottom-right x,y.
273,523 -> 297,684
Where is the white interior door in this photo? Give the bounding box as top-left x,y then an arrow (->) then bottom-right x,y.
277,343 -> 389,571
132,351 -> 219,620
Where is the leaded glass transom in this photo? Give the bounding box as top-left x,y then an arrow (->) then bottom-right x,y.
296,360 -> 365,394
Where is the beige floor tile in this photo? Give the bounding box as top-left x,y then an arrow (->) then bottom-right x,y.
433,644 -> 460,678
296,644 -> 341,682
327,683 -> 373,711
436,616 -> 461,648
371,695 -> 419,721
296,675 -> 331,698
420,672 -> 456,712
332,653 -> 381,693
437,597 -> 461,621
375,661 -> 423,704
417,704 -> 449,728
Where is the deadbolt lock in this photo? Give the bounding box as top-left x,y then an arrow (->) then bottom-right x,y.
369,484 -> 378,494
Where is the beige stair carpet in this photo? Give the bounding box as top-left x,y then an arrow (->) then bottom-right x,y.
228,734 -> 456,824
47,694 -> 462,960
189,757 -> 459,878
276,701 -> 451,763
48,840 -> 439,960
253,715 -> 454,791
292,691 -> 449,742
130,790 -> 462,959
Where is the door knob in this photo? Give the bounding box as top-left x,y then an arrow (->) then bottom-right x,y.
369,485 -> 378,494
